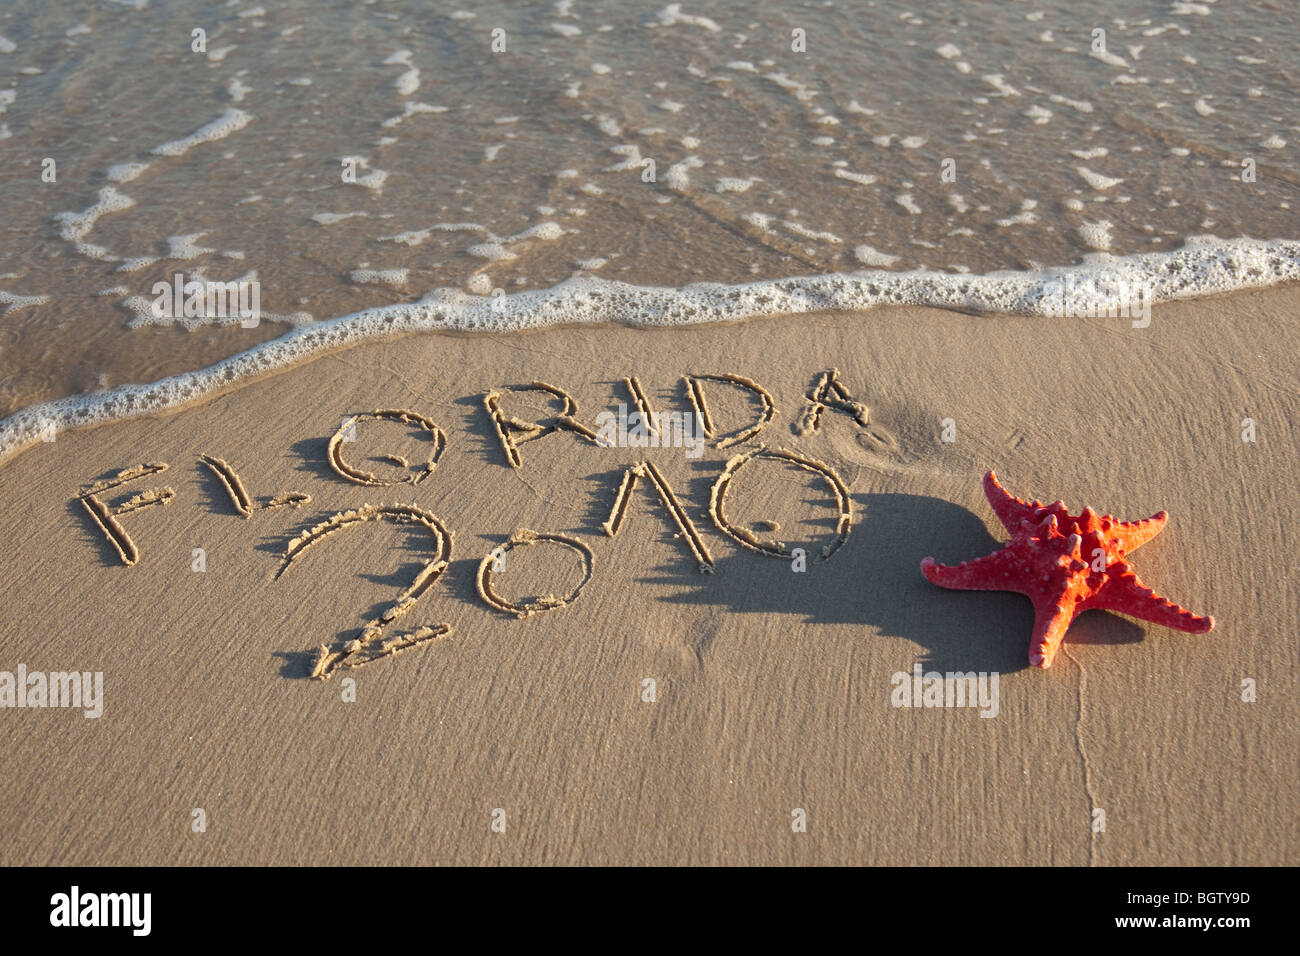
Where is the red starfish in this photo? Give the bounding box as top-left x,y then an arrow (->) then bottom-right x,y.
921,471 -> 1214,669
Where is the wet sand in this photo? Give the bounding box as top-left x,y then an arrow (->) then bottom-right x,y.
0,284 -> 1295,865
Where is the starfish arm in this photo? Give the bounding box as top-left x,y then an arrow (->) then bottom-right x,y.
983,470 -> 1037,532
1112,510 -> 1167,553
921,548 -> 1023,591
1028,599 -> 1077,669
1090,571 -> 1214,633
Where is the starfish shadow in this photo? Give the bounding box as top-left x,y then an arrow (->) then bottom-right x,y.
643,492 -> 1144,673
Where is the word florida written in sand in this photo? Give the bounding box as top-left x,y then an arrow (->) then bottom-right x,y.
72,370 -> 872,679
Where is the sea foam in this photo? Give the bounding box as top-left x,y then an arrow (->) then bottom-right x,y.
1,237 -> 1298,466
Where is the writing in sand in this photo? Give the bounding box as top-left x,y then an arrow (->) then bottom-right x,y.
74,369 -> 875,680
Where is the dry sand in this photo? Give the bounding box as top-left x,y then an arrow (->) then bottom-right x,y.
0,284 -> 1296,865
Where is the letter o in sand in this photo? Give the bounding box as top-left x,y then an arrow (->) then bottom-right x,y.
476,529 -> 595,618
709,446 -> 853,560
328,409 -> 446,485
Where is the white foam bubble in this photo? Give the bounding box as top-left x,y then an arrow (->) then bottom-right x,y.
1024,105 -> 1053,125
340,156 -> 389,191
1078,220 -> 1114,250
312,212 -> 365,225
854,245 -> 899,267
715,177 -> 756,193
783,221 -> 842,244
0,289 -> 49,313
996,199 -> 1039,228
379,228 -> 430,246
55,187 -> 136,260
106,162 -> 150,183
167,233 -> 215,259
665,156 -> 703,191
603,145 -> 643,172
982,74 -> 1021,97
116,257 -> 158,273
765,72 -> 818,103
512,222 -> 565,242
1048,93 -> 1093,113
1076,166 -> 1124,191
468,242 -> 517,261
394,68 -> 419,96
1091,48 -> 1130,69
5,239 -> 1300,467
895,193 -> 922,215
834,169 -> 878,186
381,101 -> 447,128
431,222 -> 488,233
350,268 -> 409,287
656,4 -> 720,32
152,109 -> 253,157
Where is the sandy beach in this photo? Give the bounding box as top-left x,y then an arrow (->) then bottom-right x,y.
1,0 -> 1297,883
1,283 -> 1295,866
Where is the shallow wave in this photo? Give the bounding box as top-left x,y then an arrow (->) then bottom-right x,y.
2,235 -> 1297,466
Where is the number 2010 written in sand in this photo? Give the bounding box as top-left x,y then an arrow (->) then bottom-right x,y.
74,370 -> 873,680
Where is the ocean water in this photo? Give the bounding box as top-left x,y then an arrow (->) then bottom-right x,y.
0,0 -> 1296,460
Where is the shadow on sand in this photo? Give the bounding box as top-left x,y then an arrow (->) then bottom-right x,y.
643,491 -> 1144,674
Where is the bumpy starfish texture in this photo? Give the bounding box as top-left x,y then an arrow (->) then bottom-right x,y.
921,471 -> 1214,669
